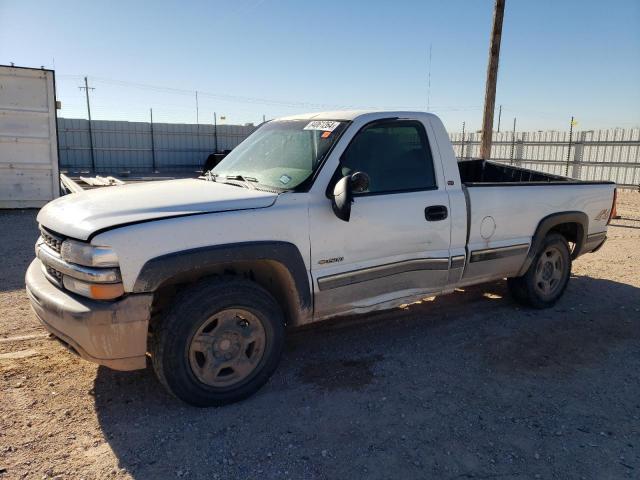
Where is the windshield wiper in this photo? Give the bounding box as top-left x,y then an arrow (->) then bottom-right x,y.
223,174 -> 258,190
225,174 -> 258,182
203,171 -> 218,182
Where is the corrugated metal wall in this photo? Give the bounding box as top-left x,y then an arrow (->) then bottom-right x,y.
58,118 -> 639,187
58,118 -> 256,173
0,66 -> 59,208
450,128 -> 640,188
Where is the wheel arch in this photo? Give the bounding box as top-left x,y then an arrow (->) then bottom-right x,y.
517,211 -> 588,276
133,241 -> 312,327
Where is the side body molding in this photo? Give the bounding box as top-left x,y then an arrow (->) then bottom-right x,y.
518,211 -> 588,276
132,241 -> 312,319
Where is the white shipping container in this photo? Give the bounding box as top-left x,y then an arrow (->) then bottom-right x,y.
0,65 -> 59,208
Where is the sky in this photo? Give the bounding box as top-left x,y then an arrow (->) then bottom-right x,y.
1,0 -> 639,132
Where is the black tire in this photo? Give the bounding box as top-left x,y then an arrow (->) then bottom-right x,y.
151,277 -> 285,407
507,233 -> 571,309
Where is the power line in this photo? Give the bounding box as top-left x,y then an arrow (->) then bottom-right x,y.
82,75 -> 481,112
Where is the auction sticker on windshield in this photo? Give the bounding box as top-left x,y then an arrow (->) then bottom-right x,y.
303,120 -> 341,132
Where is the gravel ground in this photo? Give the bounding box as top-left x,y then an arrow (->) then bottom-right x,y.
1,191 -> 639,480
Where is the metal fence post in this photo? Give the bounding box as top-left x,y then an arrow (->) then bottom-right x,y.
565,116 -> 575,176
571,131 -> 586,180
509,117 -> 517,164
150,108 -> 157,173
214,112 -> 218,153
514,133 -> 525,165
461,122 -> 466,159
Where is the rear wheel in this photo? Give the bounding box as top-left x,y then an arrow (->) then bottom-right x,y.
151,278 -> 285,407
508,233 -> 571,309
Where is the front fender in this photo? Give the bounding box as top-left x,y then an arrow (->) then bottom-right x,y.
132,241 -> 312,316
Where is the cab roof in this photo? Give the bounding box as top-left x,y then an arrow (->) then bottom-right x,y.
277,110 -> 436,122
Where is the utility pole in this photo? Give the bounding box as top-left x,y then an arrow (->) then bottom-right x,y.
79,76 -> 96,171
497,104 -> 502,132
480,0 -> 506,160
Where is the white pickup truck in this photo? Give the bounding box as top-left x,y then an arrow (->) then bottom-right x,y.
26,111 -> 616,406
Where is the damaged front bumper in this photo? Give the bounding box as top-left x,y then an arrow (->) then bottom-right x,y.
25,259 -> 152,371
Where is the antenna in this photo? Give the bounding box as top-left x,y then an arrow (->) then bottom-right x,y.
195,90 -> 200,125
427,43 -> 432,111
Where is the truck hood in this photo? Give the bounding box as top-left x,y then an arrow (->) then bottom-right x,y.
37,179 -> 278,240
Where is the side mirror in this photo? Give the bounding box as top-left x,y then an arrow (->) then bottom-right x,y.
351,171 -> 370,193
331,171 -> 370,222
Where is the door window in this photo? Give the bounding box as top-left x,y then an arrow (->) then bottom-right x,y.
338,120 -> 436,194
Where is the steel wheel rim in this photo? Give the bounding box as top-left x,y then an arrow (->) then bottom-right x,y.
188,308 -> 266,388
533,246 -> 564,300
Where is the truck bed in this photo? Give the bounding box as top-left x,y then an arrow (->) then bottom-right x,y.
456,158 -> 615,285
458,159 -> 610,186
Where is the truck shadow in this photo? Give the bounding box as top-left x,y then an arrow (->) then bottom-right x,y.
93,275 -> 640,479
0,209 -> 39,292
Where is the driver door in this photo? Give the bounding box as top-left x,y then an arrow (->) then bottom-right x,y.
309,119 -> 452,320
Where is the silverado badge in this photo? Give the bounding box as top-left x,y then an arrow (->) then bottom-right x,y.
318,256 -> 344,265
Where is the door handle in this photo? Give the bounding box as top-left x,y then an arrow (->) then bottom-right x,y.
425,205 -> 448,221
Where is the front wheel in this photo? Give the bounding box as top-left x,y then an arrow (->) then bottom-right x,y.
151,278 -> 285,407
508,233 -> 571,309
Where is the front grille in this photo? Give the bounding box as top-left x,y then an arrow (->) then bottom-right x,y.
43,264 -> 64,287
45,265 -> 63,282
40,227 -> 64,254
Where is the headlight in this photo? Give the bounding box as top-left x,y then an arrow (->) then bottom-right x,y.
63,277 -> 124,300
60,239 -> 119,267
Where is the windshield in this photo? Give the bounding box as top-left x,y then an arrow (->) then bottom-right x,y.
212,119 -> 348,190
